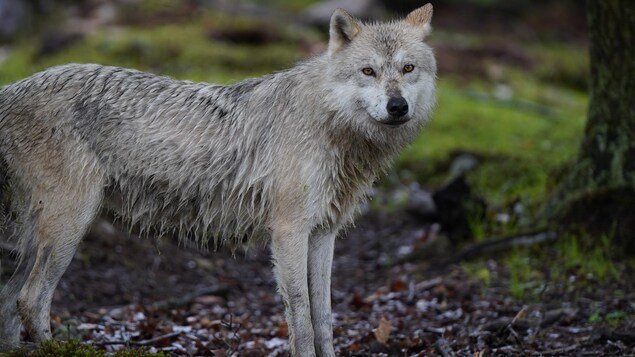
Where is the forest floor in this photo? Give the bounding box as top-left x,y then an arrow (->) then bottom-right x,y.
3,207 -> 634,356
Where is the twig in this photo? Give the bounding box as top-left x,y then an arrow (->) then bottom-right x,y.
540,308 -> 577,328
505,306 -> 527,346
506,325 -> 523,346
483,318 -> 523,332
533,344 -> 579,356
95,331 -> 182,346
600,330 -> 635,344
220,314 -> 242,354
415,277 -> 443,291
88,284 -> 230,317
454,230 -> 556,261
482,307 -> 575,334
423,326 -> 446,334
148,285 -> 230,310
433,230 -> 557,269
510,306 -> 527,326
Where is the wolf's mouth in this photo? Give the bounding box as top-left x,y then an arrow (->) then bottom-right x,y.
381,117 -> 411,127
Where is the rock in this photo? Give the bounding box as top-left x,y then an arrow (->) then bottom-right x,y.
447,152 -> 479,181
432,175 -> 486,244
405,182 -> 437,217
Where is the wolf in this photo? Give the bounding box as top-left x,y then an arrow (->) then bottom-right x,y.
0,4 -> 436,356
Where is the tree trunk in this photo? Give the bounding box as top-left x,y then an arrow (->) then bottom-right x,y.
580,0 -> 635,185
550,0 -> 635,252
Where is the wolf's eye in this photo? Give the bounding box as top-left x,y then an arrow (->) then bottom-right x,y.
362,67 -> 375,76
403,64 -> 415,73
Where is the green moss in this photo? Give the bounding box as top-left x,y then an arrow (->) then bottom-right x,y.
555,187 -> 635,255
461,262 -> 491,287
588,310 -> 634,328
507,251 -> 533,299
559,234 -> 619,281
604,310 -> 631,328
2,339 -> 166,357
498,232 -> 627,301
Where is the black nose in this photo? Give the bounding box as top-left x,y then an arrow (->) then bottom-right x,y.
387,97 -> 409,118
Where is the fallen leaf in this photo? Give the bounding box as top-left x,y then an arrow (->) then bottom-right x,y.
374,316 -> 391,345
275,320 -> 288,337
350,292 -> 371,308
347,342 -> 361,352
390,278 -> 408,292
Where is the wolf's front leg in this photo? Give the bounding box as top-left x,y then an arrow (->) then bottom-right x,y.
271,225 -> 316,357
308,230 -> 337,357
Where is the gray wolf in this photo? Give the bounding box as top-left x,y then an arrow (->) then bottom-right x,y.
0,4 -> 436,356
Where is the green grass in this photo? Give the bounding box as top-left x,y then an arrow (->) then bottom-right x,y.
401,78 -> 587,168
499,233 -> 627,300
461,262 -> 492,287
559,234 -> 620,281
527,42 -> 589,91
507,251 -> 534,299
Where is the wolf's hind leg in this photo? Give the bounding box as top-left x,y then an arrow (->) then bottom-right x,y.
0,223 -> 37,351
16,182 -> 102,342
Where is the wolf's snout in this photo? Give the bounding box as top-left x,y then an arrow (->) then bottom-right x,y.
384,97 -> 410,125
387,97 -> 409,118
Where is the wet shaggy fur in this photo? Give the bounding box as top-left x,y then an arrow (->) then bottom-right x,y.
0,5 -> 436,356
0,62 -> 422,247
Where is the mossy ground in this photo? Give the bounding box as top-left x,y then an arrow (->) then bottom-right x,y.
3,340 -> 165,357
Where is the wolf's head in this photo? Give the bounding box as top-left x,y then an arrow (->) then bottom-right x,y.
323,4 -> 436,137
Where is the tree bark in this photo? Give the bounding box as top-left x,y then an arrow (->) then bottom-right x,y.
549,0 -> 635,252
579,0 -> 635,187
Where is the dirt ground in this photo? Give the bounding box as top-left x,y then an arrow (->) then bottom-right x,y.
2,208 -> 633,356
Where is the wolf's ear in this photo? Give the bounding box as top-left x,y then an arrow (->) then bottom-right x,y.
329,8 -> 361,55
405,3 -> 433,37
